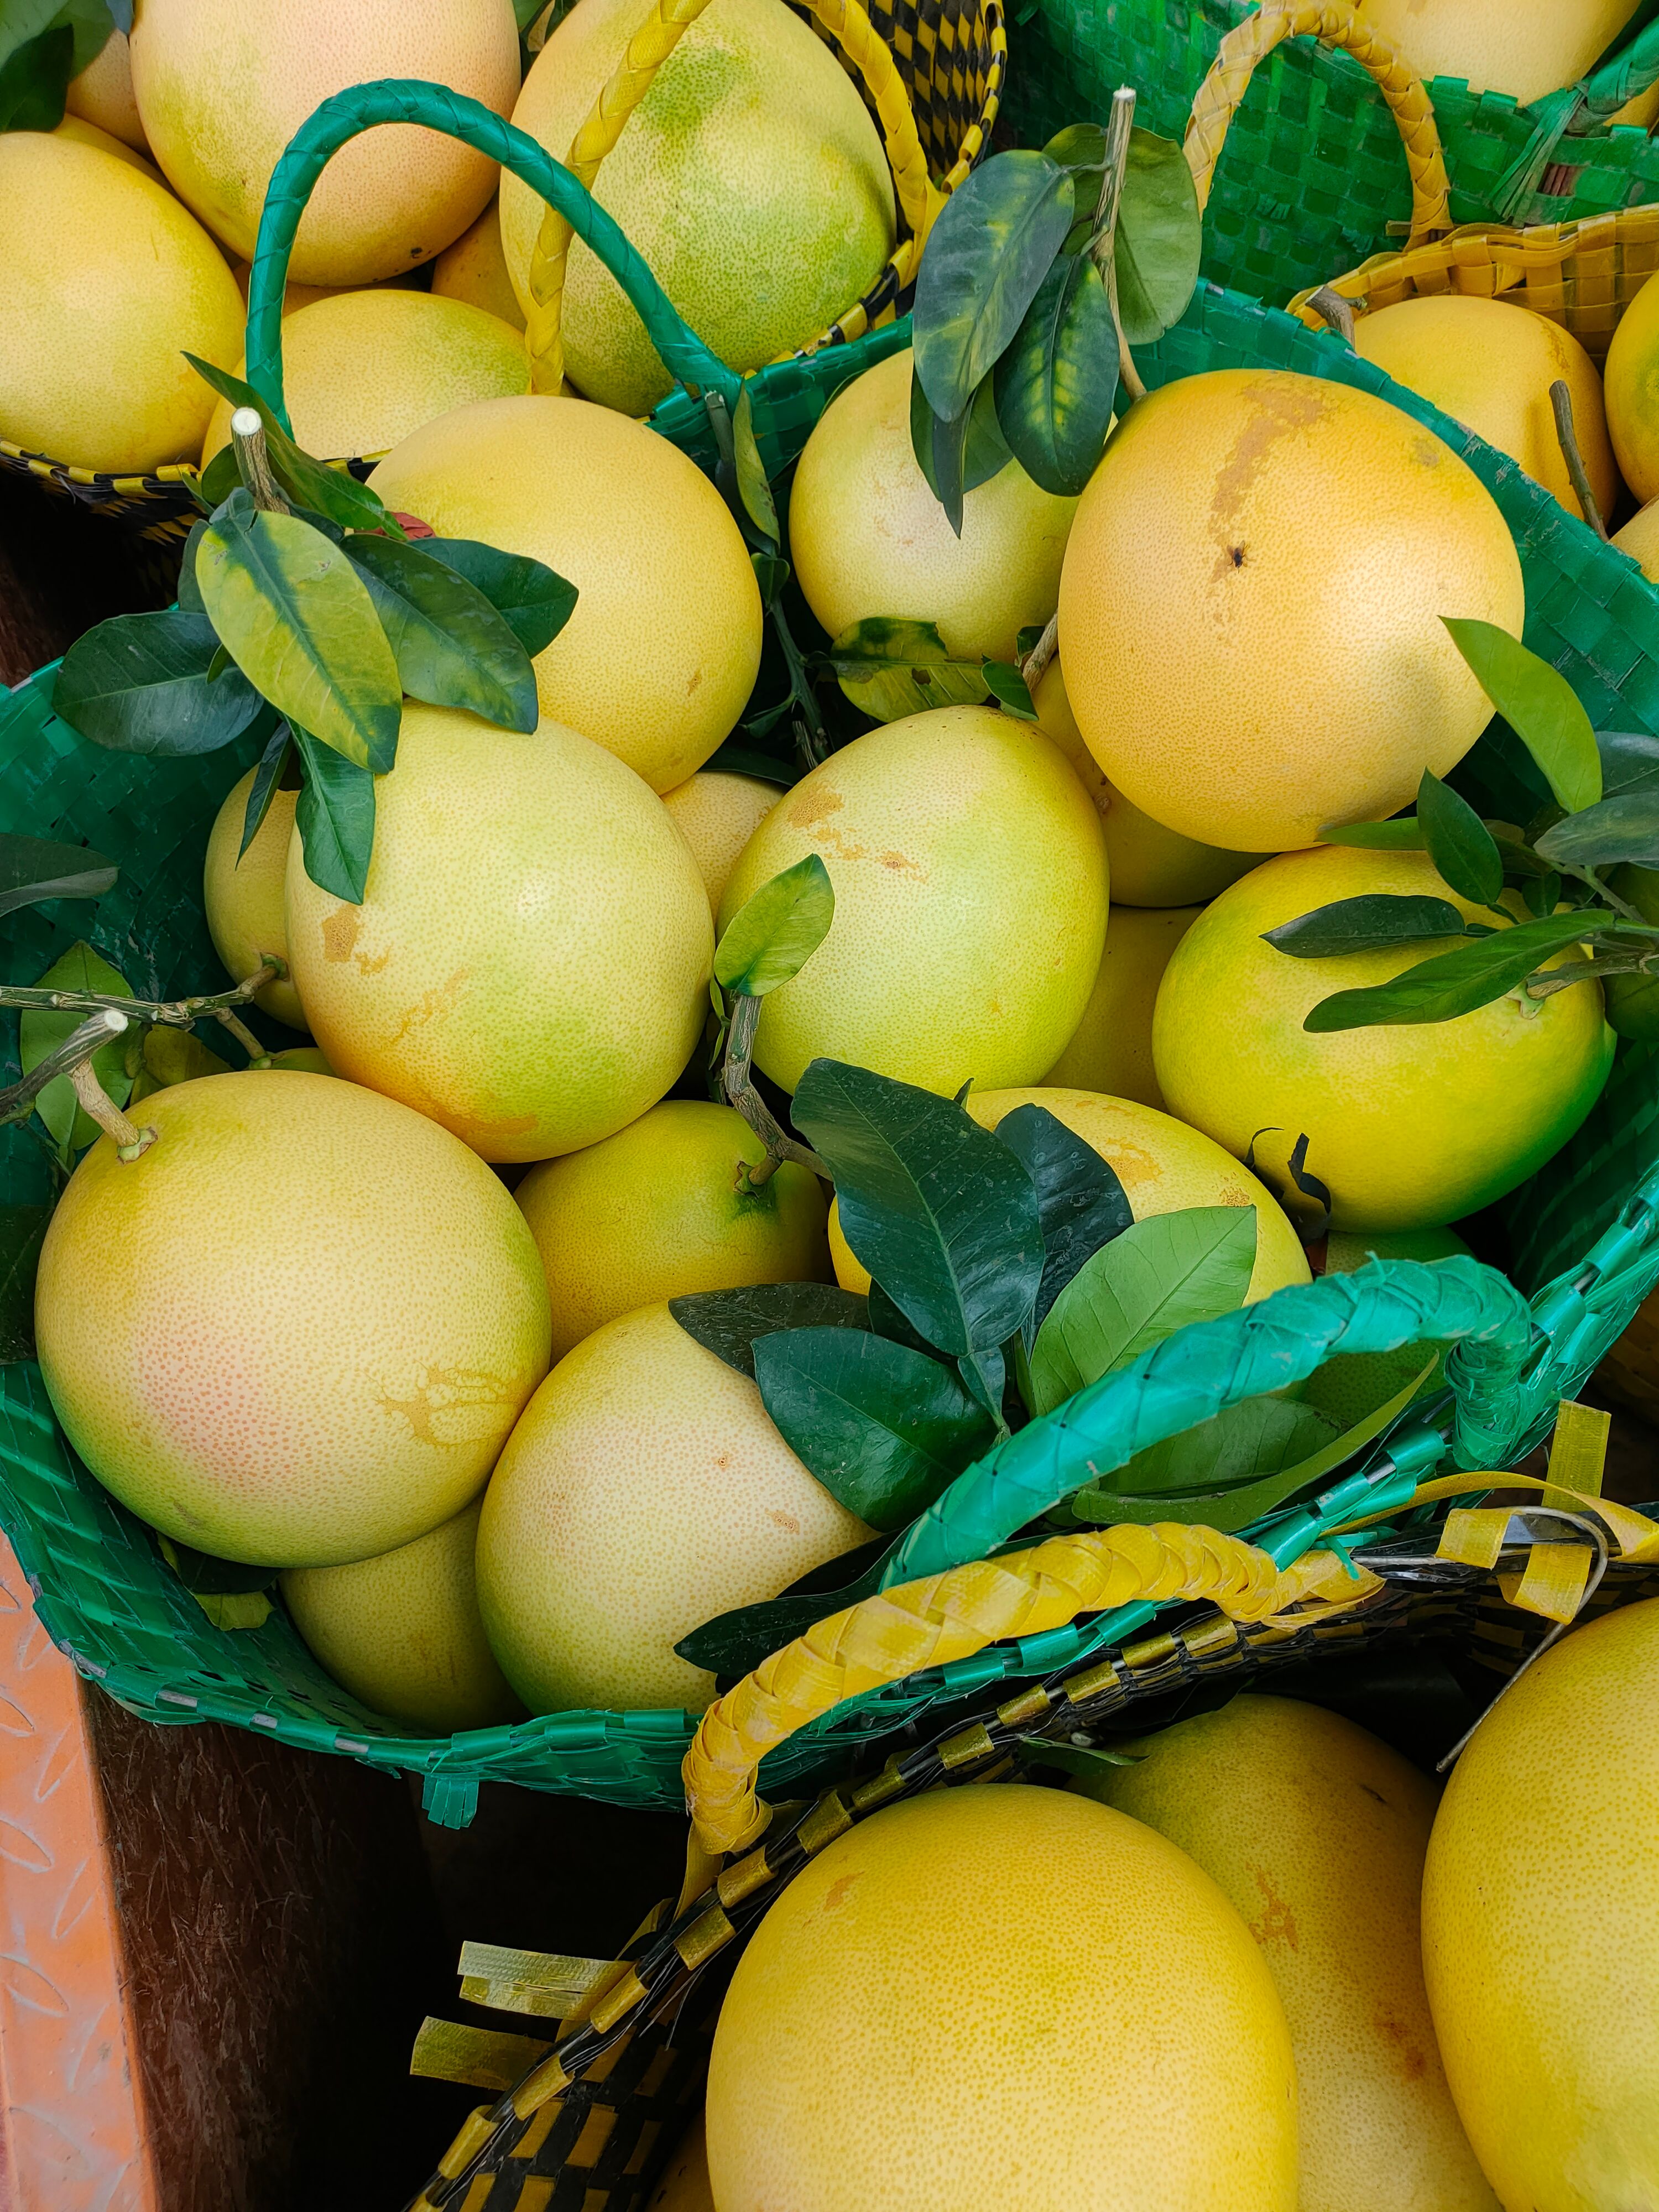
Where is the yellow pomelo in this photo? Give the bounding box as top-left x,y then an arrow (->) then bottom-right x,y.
35,1071 -> 551,1567
827,1199 -> 868,1293
515,1100 -> 830,1361
201,288 -> 529,466
128,0 -> 519,286
502,0 -> 894,416
203,769 -> 306,1029
431,196 -> 524,331
1058,368 -> 1525,853
1423,1596 -> 1659,2210
1042,905 -> 1202,1108
285,706 -> 712,1163
54,114 -> 161,181
706,1785 -> 1297,2211
966,1087 -> 1310,1302
67,27 -> 149,151
1154,846 -> 1614,1231
1614,493 -> 1659,577
1084,1697 -> 1498,2212
1350,0 -> 1641,106
369,396 -> 762,790
0,131 -> 242,471
1601,269 -> 1659,503
476,1303 -> 868,1712
648,2116 -> 713,2211
789,347 -> 1079,662
719,706 -> 1107,1095
661,771 -> 778,914
1034,659 -> 1261,906
281,1498 -> 521,1732
1354,295 -> 1619,526
1302,1224 -> 1471,1426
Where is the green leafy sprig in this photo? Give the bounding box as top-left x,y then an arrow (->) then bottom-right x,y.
0,0 -> 125,135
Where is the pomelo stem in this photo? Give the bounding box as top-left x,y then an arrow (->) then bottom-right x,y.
721,992 -> 826,1188
0,957 -> 282,1027
1550,380 -> 1607,540
1306,286 -> 1357,347
213,1007 -> 270,1064
1088,89 -> 1146,406
68,1056 -> 156,1161
1020,612 -> 1058,697
0,1009 -> 128,1130
230,408 -> 291,515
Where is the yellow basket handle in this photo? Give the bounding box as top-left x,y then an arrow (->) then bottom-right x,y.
525,0 -> 939,392
682,1521 -> 1380,1857
1185,1 -> 1451,248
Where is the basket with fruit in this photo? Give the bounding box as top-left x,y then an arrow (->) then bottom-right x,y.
1008,0 -> 1659,309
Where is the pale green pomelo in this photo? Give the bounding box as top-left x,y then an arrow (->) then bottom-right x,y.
284,706 -> 713,1163
502,0 -> 895,416
34,1072 -> 551,1567
281,1498 -> 521,1733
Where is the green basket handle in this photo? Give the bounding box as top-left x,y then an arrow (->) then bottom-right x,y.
880,1254 -> 1536,1588
242,79 -> 742,432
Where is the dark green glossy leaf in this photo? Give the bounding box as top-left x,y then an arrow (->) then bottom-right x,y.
196,444 -> 239,512
182,354 -> 400,536
1263,893 -> 1470,959
0,22 -> 72,131
343,534 -> 537,732
0,833 -> 116,917
1042,120 -> 1107,231
1318,817 -> 1427,849
1598,731 -> 1659,799
753,1328 -> 995,1530
155,1535 -> 279,1597
53,608 -> 262,756
912,149 -> 1076,424
714,855 -> 833,997
0,1206 -> 50,1363
20,940 -> 133,1156
239,720 -> 293,860
291,726 -> 375,902
1417,768 -> 1505,906
1304,912 -> 1601,1030
1114,127 -> 1203,346
865,1277 -> 937,1357
674,1535 -> 894,1678
825,617 -> 992,723
1605,966 -> 1659,1039
994,249 -> 1117,499
1102,1395 -> 1339,1500
197,493 -> 401,773
990,1102 -> 1133,1332
703,743 -> 799,788
669,1282 -> 869,1378
751,551 -> 788,612
1443,618 -> 1601,815
792,1060 -> 1044,1358
1536,789 -> 1659,873
908,369 -> 1010,523
732,384 -> 779,545
418,537 -> 578,659
1017,1736 -> 1139,1777
981,661 -> 1037,719
1026,1207 -> 1257,1418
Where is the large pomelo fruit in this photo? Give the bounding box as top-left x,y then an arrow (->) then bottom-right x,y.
1041,904 -> 1202,1109
661,770 -> 778,915
284,706 -> 712,1162
1152,846 -> 1614,1230
431,197 -> 524,331
202,769 -> 305,1029
129,0 -> 520,285
1423,1596 -> 1659,2210
0,131 -> 242,471
501,0 -> 894,416
789,347 -> 1079,663
718,705 -> 1107,1095
67,26 -> 149,152
475,1303 -> 868,1713
706,1785 -> 1297,2210
1057,368 -> 1525,853
35,1072 -> 551,1568
1350,0 -> 1641,107
369,395 -> 762,791
1085,1696 -> 1498,2212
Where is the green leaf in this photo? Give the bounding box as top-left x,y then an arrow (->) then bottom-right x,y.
53,609 -> 263,756
731,384 -> 779,545
1017,1736 -> 1140,1778
0,0 -> 115,82
0,1206 -> 50,1363
674,1535 -> 894,1678
981,662 -> 1037,719
0,21 -> 72,131
825,617 -> 993,723
1042,120 -> 1107,229
417,537 -> 578,660
1443,618 -> 1602,815
912,149 -> 1076,425
1598,731 -> 1659,799
993,250 -> 1117,499
753,1328 -> 995,1530
292,725 -> 375,902
1026,1206 -> 1257,1418
990,1102 -> 1132,1332
703,743 -> 799,788
20,941 -> 133,1156
195,444 -> 240,513
1536,790 -> 1659,873
182,355 -> 400,537
155,1533 -> 280,1597
239,720 -> 293,860
1101,1395 -> 1340,1500
0,833 -> 116,917
1318,818 -> 1427,849
1416,769 -> 1505,907
669,1282 -> 870,1378
1304,912 -> 1601,1030
197,493 -> 401,773
909,367 -> 1012,513
342,534 -> 537,733
1263,894 -> 1471,958
713,855 -> 833,997
1113,127 -> 1203,346
792,1060 -> 1043,1358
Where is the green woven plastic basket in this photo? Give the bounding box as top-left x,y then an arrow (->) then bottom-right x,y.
1009,0 -> 1659,306
3,86 -> 1659,1827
